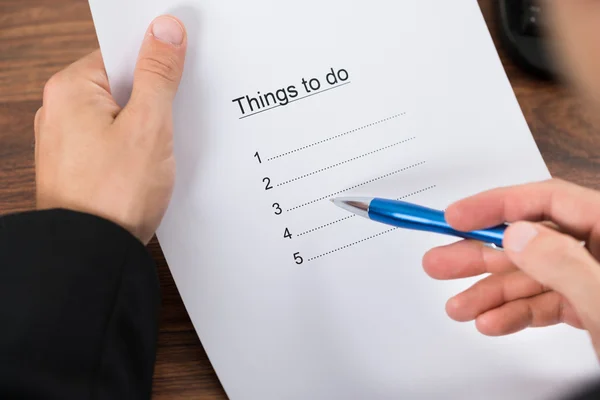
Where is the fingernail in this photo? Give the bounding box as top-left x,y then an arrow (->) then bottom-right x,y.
152,16 -> 184,45
505,222 -> 538,253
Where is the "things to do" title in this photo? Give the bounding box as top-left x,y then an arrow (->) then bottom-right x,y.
231,67 -> 350,117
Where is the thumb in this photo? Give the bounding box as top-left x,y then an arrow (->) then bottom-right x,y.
124,15 -> 187,121
504,222 -> 600,353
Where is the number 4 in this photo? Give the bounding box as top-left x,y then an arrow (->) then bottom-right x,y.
284,228 -> 292,239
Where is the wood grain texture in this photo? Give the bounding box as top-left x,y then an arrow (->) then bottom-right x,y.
0,0 -> 598,399
477,1 -> 600,188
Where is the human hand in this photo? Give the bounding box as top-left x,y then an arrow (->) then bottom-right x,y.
546,1 -> 600,111
35,16 -> 187,244
422,179 -> 600,357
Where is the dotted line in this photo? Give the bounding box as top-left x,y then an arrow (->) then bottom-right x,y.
286,161 -> 426,212
397,185 -> 437,200
298,215 -> 356,236
304,187 -> 437,261
267,113 -> 407,161
308,228 -> 398,262
277,137 -> 416,187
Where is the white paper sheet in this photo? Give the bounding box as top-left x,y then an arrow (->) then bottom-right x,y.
89,0 -> 600,398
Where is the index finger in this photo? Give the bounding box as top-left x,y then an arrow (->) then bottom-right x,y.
62,50 -> 111,94
445,179 -> 600,242
43,50 -> 119,123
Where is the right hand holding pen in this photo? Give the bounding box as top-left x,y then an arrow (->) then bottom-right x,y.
422,179 -> 600,358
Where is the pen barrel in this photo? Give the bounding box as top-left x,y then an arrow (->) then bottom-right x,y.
368,199 -> 506,248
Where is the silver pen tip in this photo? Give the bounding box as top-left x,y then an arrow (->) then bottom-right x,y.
330,197 -> 373,219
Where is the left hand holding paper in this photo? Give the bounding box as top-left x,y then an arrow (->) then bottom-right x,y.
35,16 -> 188,244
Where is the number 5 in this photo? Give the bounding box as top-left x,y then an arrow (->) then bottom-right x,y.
294,252 -> 303,265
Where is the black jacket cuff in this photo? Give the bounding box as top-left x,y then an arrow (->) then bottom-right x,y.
0,209 -> 159,399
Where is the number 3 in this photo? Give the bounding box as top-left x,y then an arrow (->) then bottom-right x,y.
272,203 -> 282,215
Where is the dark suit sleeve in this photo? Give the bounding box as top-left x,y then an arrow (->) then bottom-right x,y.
0,209 -> 159,400
569,381 -> 600,400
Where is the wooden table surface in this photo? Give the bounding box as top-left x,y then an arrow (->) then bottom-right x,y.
1,0 -> 599,398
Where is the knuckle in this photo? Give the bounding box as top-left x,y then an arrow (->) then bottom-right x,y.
35,106 -> 43,120
34,107 -> 44,128
544,178 -> 567,190
137,55 -> 180,83
556,178 -> 576,189
43,71 -> 67,100
124,99 -> 154,127
548,178 -> 564,185
119,103 -> 170,141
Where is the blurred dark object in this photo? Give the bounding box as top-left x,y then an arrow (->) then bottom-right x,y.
498,0 -> 555,79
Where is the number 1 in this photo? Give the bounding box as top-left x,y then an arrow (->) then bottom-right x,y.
254,152 -> 262,164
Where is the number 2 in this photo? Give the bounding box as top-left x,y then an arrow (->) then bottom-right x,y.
263,177 -> 273,191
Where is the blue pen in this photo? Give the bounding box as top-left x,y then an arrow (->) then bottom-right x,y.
331,197 -> 507,248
